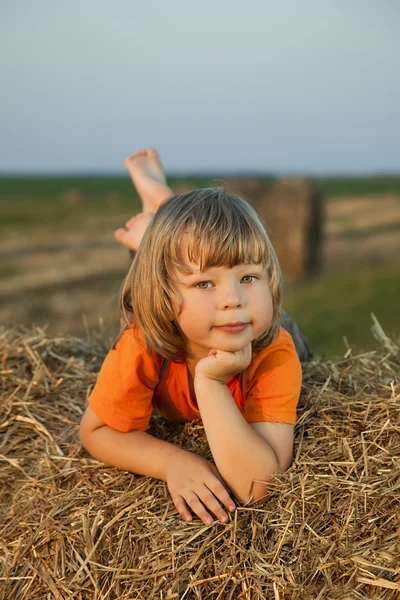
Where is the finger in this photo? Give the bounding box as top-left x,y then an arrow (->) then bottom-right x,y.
184,492 -> 215,526
208,481 -> 236,516
172,494 -> 193,522
211,466 -> 232,493
197,484 -> 230,524
209,470 -> 236,513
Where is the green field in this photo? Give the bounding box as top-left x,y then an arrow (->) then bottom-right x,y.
1,174 -> 400,233
2,173 -> 400,196
284,262 -> 399,357
1,175 -> 399,358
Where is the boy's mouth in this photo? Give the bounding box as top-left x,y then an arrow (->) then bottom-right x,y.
215,322 -> 249,333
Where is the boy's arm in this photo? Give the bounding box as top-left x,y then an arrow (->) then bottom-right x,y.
80,406 -> 187,481
194,377 -> 293,503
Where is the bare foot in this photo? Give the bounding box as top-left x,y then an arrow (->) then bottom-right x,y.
114,211 -> 154,251
125,148 -> 174,213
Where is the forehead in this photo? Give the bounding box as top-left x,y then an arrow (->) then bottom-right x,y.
175,232 -> 266,274
178,262 -> 266,276
175,241 -> 265,277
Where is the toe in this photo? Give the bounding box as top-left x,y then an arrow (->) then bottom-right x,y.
125,216 -> 137,228
125,150 -> 146,164
114,227 -> 127,243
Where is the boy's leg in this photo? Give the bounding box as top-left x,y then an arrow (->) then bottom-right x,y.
124,148 -> 174,213
115,212 -> 154,252
115,148 -> 174,251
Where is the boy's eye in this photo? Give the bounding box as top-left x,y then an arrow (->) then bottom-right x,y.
242,275 -> 257,283
195,281 -> 211,289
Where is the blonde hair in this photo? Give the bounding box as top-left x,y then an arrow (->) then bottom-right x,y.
119,187 -> 283,362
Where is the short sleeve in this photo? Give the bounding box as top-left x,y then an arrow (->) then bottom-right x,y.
88,326 -> 161,432
243,331 -> 302,425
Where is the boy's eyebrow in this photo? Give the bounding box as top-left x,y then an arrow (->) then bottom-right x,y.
177,270 -> 201,280
173,266 -> 197,282
175,265 -> 209,279
179,263 -> 265,277
186,268 -> 201,274
176,264 -> 197,275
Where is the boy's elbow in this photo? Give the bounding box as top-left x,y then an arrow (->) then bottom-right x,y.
277,453 -> 293,474
79,421 -> 94,454
242,458 -> 292,505
79,406 -> 107,451
79,420 -> 90,449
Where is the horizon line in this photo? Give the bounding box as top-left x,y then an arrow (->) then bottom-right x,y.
1,169 -> 400,179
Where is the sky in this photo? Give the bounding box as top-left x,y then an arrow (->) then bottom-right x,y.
1,1 -> 399,175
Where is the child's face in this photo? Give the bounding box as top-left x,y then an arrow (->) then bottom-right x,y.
174,258 -> 273,360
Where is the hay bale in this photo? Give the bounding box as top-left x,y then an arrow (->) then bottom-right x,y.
61,188 -> 84,205
107,191 -> 123,203
227,177 -> 324,280
1,320 -> 399,599
225,177 -> 267,207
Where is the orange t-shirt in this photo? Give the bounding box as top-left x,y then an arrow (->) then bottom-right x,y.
88,325 -> 302,432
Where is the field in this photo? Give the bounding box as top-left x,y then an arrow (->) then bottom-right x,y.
1,175 -> 400,357
2,176 -> 400,598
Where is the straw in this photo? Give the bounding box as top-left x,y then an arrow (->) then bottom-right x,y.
1,318 -> 399,599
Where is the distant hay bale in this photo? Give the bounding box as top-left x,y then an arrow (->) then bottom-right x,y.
173,183 -> 193,195
1,319 -> 399,599
261,177 -> 324,279
107,191 -> 123,203
227,177 -> 324,280
61,188 -> 84,204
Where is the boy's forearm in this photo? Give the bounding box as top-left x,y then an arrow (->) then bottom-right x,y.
80,426 -> 187,481
194,376 -> 280,503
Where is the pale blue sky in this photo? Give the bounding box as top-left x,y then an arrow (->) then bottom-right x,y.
1,1 -> 399,174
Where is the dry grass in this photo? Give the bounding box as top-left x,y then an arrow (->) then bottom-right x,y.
1,317 -> 399,599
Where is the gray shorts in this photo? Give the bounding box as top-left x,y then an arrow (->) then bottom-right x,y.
280,309 -> 313,362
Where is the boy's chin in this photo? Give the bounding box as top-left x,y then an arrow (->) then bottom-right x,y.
215,338 -> 254,353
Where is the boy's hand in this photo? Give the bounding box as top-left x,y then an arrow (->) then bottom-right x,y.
165,450 -> 236,526
195,343 -> 252,384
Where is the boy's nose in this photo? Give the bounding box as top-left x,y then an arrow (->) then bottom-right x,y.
218,286 -> 245,309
